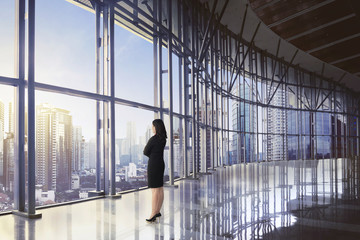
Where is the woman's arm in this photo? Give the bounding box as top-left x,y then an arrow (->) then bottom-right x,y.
143,136 -> 154,157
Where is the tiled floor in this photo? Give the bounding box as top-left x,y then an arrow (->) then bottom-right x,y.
1,158 -> 360,239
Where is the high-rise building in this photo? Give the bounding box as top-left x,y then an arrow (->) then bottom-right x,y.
3,133 -> 14,192
73,126 -> 84,171
126,121 -> 137,163
8,102 -> 13,133
83,141 -> 90,169
0,101 -> 4,184
88,138 -> 96,169
35,104 -> 73,192
267,87 -> 287,161
231,79 -> 257,163
145,126 -> 152,142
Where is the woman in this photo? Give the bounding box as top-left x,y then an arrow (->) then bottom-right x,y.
143,119 -> 167,222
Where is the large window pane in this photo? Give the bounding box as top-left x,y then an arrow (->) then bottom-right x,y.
35,91 -> 96,206
288,136 -> 298,160
115,105 -> 154,190
115,26 -> 154,105
0,0 -> 15,78
173,117 -> 183,178
316,136 -> 330,159
36,0 -> 95,92
287,110 -> 297,135
0,85 -> 15,212
172,54 -> 180,113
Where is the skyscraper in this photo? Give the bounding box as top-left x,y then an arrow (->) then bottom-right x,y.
0,101 -> 4,184
267,87 -> 286,161
73,126 -> 84,171
126,121 -> 136,163
231,79 -> 257,163
88,138 -> 96,169
36,104 -> 73,192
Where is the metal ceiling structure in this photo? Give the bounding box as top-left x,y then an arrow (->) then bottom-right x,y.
71,0 -> 360,92
246,0 -> 360,91
250,0 -> 360,76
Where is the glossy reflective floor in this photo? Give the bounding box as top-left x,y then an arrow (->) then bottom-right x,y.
1,158 -> 360,240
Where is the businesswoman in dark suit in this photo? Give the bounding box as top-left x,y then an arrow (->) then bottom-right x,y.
143,119 -> 167,222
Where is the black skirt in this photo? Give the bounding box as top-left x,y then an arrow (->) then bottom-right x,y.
147,159 -> 165,188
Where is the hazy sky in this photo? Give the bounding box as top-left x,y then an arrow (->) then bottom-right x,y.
0,0 -> 182,141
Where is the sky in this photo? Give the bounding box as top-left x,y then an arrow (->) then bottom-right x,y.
0,0 -> 181,141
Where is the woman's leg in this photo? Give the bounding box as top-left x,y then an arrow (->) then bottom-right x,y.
150,188 -> 158,218
156,187 -> 164,213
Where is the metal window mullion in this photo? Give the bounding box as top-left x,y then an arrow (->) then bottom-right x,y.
103,5 -> 110,195
296,69 -> 301,160
357,116 -> 359,156
236,43 -> 240,163
334,86 -> 338,158
242,44 -> 246,163
167,0 -> 174,185
249,48 -> 254,162
95,2 -> 102,193
153,0 -> 158,119
210,28 -> 214,169
182,51 -> 189,177
190,2 -> 197,178
227,33 -> 230,166
177,0 -> 184,178
195,7 -> 200,173
27,0 -> 37,215
181,0 -> 189,178
157,0 -> 163,120
254,50 -> 259,163
204,52 -> 209,172
14,0 -> 26,213
215,28 -> 219,168
220,30 -> 224,166
109,5 -> 116,196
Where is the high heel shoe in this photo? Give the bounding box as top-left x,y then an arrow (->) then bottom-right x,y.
145,215 -> 158,223
155,213 -> 161,218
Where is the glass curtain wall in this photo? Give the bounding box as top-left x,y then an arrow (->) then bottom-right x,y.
0,0 -> 359,214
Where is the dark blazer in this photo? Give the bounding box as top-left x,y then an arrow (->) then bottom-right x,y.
143,135 -> 166,188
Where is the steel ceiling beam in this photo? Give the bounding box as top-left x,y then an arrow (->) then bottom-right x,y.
286,14 -> 356,41
307,32 -> 360,53
252,0 -> 281,11
268,0 -> 336,28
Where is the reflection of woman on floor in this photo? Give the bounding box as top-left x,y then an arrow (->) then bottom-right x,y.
143,119 -> 167,222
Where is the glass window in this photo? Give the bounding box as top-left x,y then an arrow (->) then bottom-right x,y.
288,136 -> 298,160
287,110 -> 297,135
35,0 -> 95,92
302,111 -> 310,135
0,0 -> 15,78
173,117 -> 183,178
0,85 -> 15,212
115,104 -> 155,190
115,26 -> 154,105
35,91 -> 96,206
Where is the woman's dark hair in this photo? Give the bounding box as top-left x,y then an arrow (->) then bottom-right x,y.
152,119 -> 167,139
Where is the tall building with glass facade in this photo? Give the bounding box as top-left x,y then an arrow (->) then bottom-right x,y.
35,104 -> 73,192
